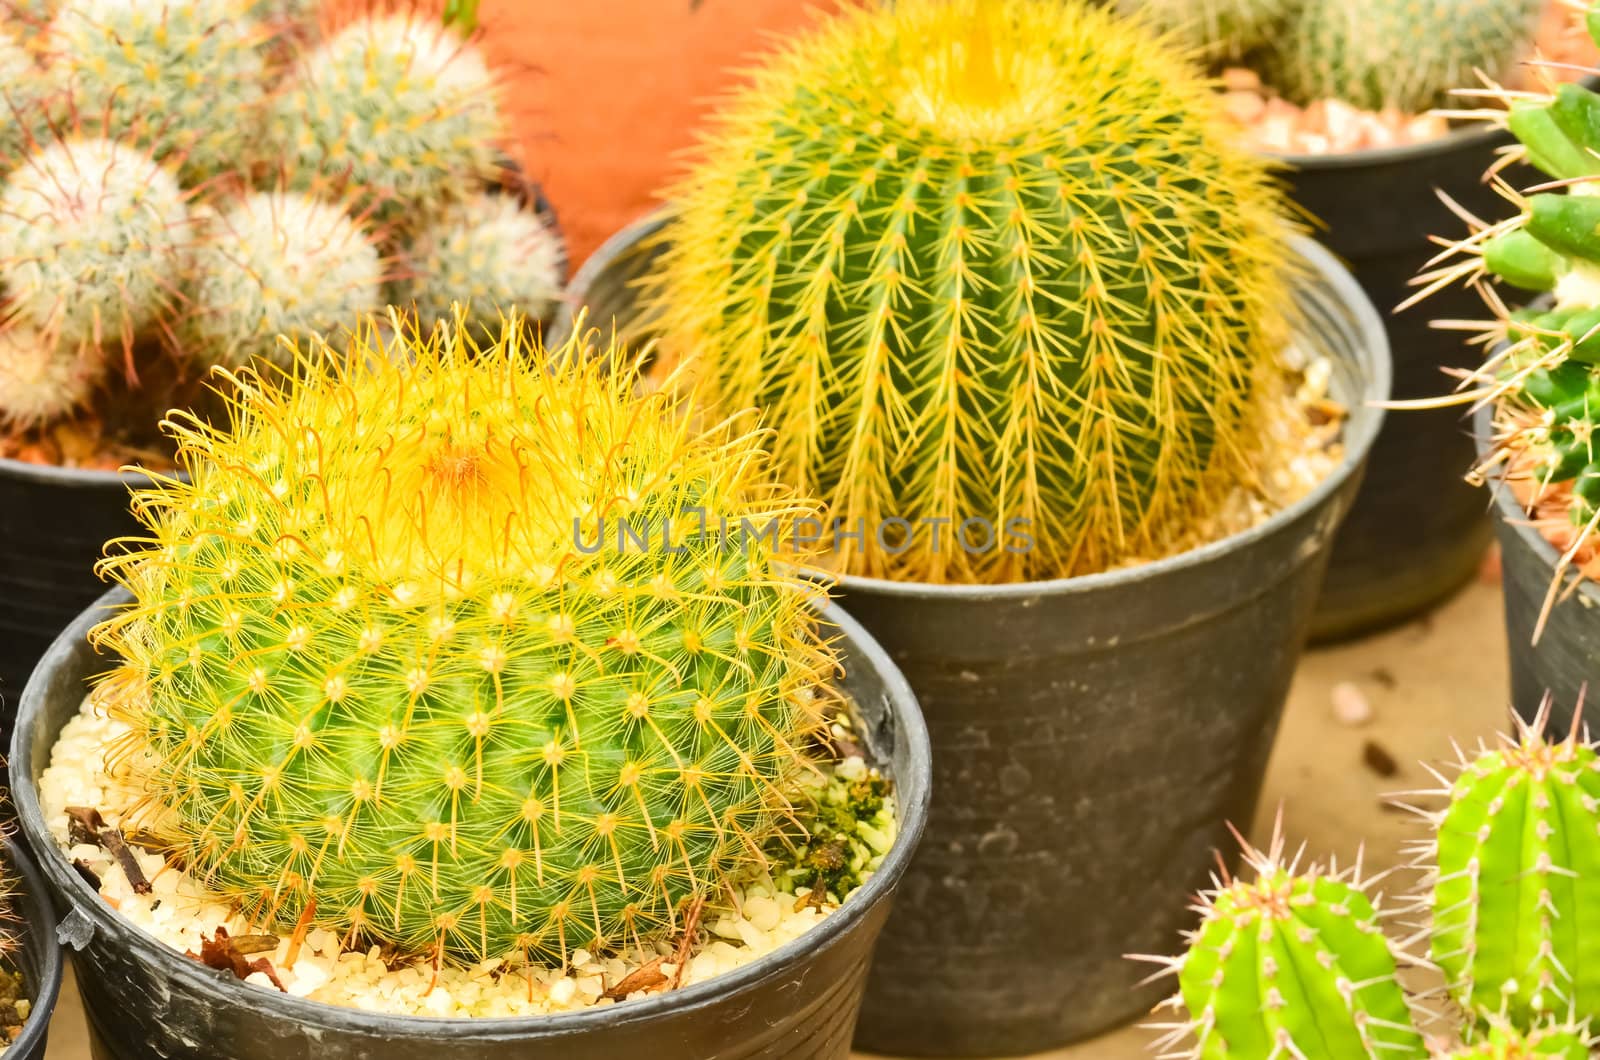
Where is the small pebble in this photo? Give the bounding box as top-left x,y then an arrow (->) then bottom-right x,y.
1331,681 -> 1374,727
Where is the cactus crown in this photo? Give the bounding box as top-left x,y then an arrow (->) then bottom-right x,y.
1420,703 -> 1600,1030
94,314 -> 835,964
654,0 -> 1293,585
1139,826 -> 1427,1060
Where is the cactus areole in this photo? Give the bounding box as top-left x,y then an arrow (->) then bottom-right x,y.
93,316 -> 837,966
654,0 -> 1295,586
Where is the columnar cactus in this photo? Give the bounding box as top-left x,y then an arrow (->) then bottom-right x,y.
94,315 -> 835,964
397,191 -> 563,333
0,137 -> 190,351
0,324 -> 102,429
1442,1021 -> 1595,1059
267,12 -> 503,220
1421,707 -> 1600,1028
44,0 -> 273,183
1270,0 -> 1543,113
1137,830 -> 1427,1059
654,0 -> 1293,584
1113,0 -> 1292,61
184,190 -> 384,368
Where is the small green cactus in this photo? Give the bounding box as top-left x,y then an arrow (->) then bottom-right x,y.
0,136 -> 190,350
184,190 -> 384,369
267,12 -> 503,221
1270,0 -> 1542,112
1138,829 -> 1427,1060
43,0 -> 273,184
0,324 -> 102,429
1113,0 -> 1292,62
1423,705 -> 1600,1028
1442,1020 -> 1595,1059
95,315 -> 836,965
396,191 -> 564,333
654,0 -> 1294,584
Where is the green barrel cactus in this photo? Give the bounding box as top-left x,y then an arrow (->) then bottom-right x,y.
1443,1020 -> 1595,1059
1113,0 -> 1292,62
44,0 -> 273,183
1140,832 -> 1427,1059
267,11 -> 503,221
0,136 -> 190,352
396,191 -> 564,333
653,0 -> 1294,585
1271,0 -> 1542,113
185,190 -> 384,368
1425,709 -> 1600,1027
94,316 -> 835,964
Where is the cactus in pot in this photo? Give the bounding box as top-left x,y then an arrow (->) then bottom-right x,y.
652,0 -> 1298,585
92,314 -> 837,964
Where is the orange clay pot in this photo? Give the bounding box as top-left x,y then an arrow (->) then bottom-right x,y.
479,0 -> 842,267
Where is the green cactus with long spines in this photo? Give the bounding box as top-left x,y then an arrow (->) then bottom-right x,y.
0,137 -> 190,354
396,191 -> 564,333
44,0 -> 273,184
1270,0 -> 1542,112
1138,831 -> 1428,1060
266,12 -> 503,222
1443,1020 -> 1595,1059
94,316 -> 836,965
185,190 -> 384,369
1425,709 -> 1600,1029
1113,0 -> 1293,62
653,0 -> 1294,585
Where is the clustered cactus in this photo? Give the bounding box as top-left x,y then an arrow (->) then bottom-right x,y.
94,316 -> 838,964
0,0 -> 563,445
1138,707 -> 1600,1057
1118,0 -> 1543,113
654,0 -> 1295,584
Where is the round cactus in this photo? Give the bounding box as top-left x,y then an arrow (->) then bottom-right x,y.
1138,830 -> 1427,1059
0,323 -> 103,428
396,191 -> 563,333
184,190 -> 383,369
1443,1021 -> 1595,1059
43,0 -> 273,184
94,317 -> 834,964
653,0 -> 1293,584
1423,706 -> 1600,1028
267,12 -> 502,220
1113,0 -> 1292,62
0,27 -> 47,166
1270,0 -> 1542,113
0,137 -> 190,349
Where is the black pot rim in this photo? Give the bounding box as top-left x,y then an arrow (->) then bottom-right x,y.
4,837 -> 62,1058
563,218 -> 1392,603
0,456 -> 160,490
1268,115 -> 1505,171
1472,399 -> 1600,607
11,587 -> 931,1039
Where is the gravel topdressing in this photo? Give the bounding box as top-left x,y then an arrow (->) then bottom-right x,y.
40,696 -> 896,1019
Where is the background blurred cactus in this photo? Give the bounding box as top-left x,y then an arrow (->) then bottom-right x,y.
1442,1021 -> 1595,1058
1269,0 -> 1543,112
94,316 -> 835,964
654,0 -> 1294,585
0,326 -> 102,429
1113,0 -> 1292,61
1137,829 -> 1427,1059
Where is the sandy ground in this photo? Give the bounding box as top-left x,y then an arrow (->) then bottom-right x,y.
37,572 -> 1507,1059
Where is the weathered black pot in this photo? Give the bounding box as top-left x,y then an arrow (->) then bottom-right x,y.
558,219 -> 1388,1054
12,588 -> 930,1060
1284,129 -> 1517,641
3,837 -> 64,1060
1475,403 -> 1598,733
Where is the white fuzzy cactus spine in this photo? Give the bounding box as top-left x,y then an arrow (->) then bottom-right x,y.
0,137 -> 190,350
269,12 -> 502,218
0,27 -> 45,167
0,324 -> 103,427
398,191 -> 563,331
44,0 -> 272,183
184,189 -> 383,369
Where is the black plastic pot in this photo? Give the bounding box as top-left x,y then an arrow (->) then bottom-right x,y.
1475,403 -> 1599,734
558,219 -> 1388,1054
12,588 -> 930,1060
1282,128 -> 1520,641
2,837 -> 64,1060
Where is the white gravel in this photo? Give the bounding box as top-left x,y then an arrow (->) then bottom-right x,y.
40,695 -> 893,1019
